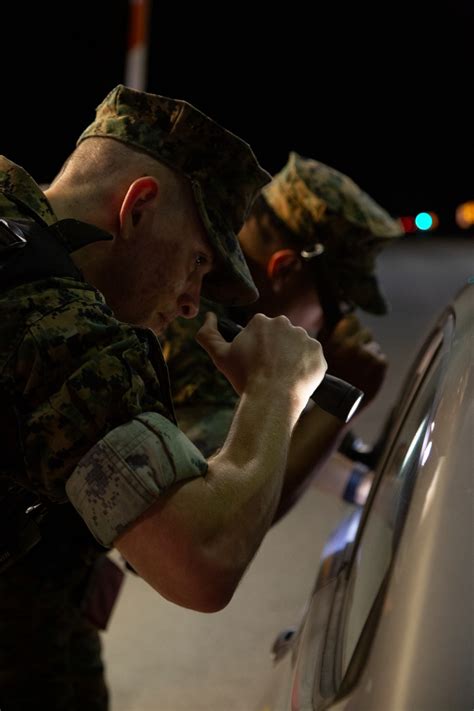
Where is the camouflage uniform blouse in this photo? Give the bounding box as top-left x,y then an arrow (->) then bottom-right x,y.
0,157 -> 207,547
162,300 -> 241,457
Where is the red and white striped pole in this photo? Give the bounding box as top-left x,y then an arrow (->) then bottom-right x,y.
125,0 -> 151,91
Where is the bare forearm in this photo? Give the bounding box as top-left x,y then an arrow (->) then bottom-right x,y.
116,387 -> 297,611
116,313 -> 327,610
204,385 -> 297,569
177,400 -> 348,524
275,403 -> 347,521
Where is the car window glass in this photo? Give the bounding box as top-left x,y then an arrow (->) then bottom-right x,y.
340,326 -> 447,677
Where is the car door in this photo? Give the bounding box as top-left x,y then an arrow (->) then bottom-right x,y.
256,284 -> 473,711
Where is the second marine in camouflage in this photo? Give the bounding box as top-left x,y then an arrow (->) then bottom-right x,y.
163,152 -> 402,513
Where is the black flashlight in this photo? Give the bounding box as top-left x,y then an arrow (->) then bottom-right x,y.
217,317 -> 364,423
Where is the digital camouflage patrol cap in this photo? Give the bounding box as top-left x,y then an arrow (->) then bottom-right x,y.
77,84 -> 271,306
262,152 -> 404,314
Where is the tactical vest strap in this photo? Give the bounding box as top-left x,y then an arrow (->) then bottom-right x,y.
0,218 -> 112,291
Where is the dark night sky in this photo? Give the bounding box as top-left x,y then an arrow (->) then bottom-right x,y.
2,1 -> 472,233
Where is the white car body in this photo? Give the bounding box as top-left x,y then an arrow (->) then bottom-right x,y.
256,283 -> 474,711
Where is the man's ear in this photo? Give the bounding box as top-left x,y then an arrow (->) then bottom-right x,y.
267,249 -> 301,292
119,177 -> 160,237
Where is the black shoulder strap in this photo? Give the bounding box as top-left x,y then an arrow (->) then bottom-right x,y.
0,218 -> 112,292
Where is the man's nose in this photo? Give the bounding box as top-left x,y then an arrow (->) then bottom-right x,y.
178,282 -> 201,319
180,301 -> 199,319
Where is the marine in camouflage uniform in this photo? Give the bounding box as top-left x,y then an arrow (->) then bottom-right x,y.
163,152 -> 403,459
0,159 -> 114,710
0,85 -> 269,710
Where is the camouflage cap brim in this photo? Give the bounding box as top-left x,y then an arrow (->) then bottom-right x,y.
190,181 -> 260,305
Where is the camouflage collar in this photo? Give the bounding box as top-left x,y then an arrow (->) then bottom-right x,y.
0,156 -> 56,226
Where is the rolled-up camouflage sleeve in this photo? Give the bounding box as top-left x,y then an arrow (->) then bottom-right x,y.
65,411 -> 208,547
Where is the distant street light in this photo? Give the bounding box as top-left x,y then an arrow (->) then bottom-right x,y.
455,201 -> 474,229
415,211 -> 439,231
400,212 -> 439,233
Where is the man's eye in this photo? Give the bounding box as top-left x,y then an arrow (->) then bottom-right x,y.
195,255 -> 207,267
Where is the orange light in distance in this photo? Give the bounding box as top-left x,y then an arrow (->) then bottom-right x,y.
456,201 -> 474,229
